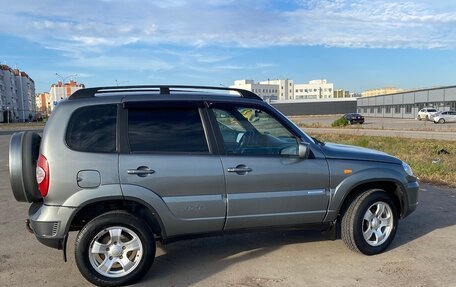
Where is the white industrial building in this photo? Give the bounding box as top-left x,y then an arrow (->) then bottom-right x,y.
231,79 -> 334,101
295,80 -> 334,99
357,85 -> 456,118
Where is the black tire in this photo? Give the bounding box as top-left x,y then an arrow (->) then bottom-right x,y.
425,115 -> 429,121
75,211 -> 155,287
9,131 -> 41,202
341,189 -> 398,255
439,118 -> 445,124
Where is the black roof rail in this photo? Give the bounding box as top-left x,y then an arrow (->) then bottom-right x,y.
68,85 -> 262,101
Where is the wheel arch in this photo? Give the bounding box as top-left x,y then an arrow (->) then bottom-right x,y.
67,198 -> 166,240
337,181 -> 403,220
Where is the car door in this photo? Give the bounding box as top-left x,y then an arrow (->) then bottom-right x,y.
118,101 -> 226,236
208,103 -> 330,230
450,111 -> 456,122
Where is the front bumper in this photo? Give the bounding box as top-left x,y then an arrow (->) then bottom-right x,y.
402,180 -> 420,218
28,202 -> 75,250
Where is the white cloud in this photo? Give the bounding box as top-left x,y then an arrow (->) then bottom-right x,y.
0,0 -> 455,75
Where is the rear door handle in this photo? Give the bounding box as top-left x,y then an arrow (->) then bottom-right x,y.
127,166 -> 155,177
227,164 -> 252,175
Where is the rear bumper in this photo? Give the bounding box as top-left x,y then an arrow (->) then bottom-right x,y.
28,202 -> 75,250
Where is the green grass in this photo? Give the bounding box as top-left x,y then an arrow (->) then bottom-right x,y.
310,133 -> 456,187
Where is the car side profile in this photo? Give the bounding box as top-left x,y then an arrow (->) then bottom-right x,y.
432,111 -> 456,124
9,86 -> 419,287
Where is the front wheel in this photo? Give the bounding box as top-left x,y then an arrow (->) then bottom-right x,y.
341,189 -> 398,255
438,118 -> 445,124
75,211 -> 155,287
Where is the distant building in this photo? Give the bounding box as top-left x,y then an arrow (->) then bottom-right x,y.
0,65 -> 36,122
49,80 -> 85,110
230,79 -> 279,101
333,89 -> 351,98
361,87 -> 403,97
259,79 -> 294,100
232,78 -> 336,101
294,80 -> 334,99
357,85 -> 456,118
36,92 -> 51,118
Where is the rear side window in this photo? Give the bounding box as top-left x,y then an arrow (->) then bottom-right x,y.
128,107 -> 208,153
66,105 -> 117,153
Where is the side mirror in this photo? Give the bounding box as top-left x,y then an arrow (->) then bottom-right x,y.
298,142 -> 310,159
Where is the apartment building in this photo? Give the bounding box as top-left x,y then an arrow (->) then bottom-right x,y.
36,92 -> 51,118
0,65 -> 36,122
231,80 -> 279,100
49,80 -> 85,110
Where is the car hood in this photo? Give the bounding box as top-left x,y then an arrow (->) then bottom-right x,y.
319,142 -> 402,164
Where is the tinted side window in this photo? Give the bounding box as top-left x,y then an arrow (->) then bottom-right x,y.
66,104 -> 117,153
128,107 -> 208,153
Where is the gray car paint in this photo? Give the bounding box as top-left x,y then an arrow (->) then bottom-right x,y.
11,90 -> 419,249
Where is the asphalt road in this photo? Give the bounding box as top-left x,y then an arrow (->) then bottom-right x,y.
0,133 -> 455,287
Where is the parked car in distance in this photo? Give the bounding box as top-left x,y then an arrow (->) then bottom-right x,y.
344,113 -> 365,124
432,111 -> 456,124
417,108 -> 439,121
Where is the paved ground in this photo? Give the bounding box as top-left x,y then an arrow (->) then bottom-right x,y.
0,133 -> 455,287
292,115 -> 456,141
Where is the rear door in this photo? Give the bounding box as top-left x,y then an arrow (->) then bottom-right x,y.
208,103 -> 330,230
118,101 -> 226,234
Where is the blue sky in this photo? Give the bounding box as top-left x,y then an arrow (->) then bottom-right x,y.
1,0 -> 455,93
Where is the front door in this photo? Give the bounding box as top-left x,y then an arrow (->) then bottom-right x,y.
208,104 -> 330,230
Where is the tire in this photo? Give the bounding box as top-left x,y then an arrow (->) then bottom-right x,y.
425,115 -> 429,121
341,189 -> 398,255
9,131 -> 42,202
75,211 -> 155,287
417,115 -> 421,121
438,118 -> 445,124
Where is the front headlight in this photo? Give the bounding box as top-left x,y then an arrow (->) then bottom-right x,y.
402,162 -> 414,176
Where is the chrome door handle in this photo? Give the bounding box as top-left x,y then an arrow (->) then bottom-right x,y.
127,166 -> 155,177
227,165 -> 252,175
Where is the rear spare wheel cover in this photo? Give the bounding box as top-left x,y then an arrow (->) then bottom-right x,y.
9,131 -> 42,202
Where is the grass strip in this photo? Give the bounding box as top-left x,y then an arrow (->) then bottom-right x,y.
310,133 -> 456,187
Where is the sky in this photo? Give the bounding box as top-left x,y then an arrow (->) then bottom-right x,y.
1,0 -> 456,93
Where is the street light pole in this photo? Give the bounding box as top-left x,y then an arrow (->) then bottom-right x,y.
55,73 -> 78,84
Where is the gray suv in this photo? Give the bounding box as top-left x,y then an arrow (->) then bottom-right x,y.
9,86 -> 419,286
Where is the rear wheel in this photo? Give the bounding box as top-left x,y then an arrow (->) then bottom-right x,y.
341,189 -> 398,255
75,211 -> 155,287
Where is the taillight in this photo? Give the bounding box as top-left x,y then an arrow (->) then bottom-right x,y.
36,154 -> 50,197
